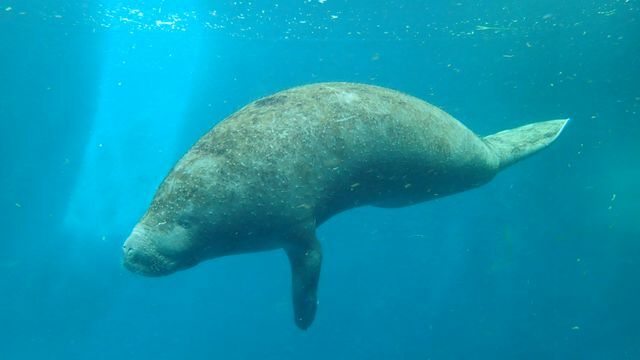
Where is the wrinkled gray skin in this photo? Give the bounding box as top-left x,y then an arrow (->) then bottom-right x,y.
123,82 -> 567,330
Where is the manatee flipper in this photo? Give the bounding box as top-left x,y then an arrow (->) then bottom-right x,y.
483,118 -> 570,169
284,233 -> 322,330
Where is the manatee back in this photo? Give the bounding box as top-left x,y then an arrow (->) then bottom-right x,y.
179,82 -> 497,225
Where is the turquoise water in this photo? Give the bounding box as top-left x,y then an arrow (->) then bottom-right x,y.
1,1 -> 639,358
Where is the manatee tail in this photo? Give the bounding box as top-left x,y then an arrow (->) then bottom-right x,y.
483,118 -> 570,170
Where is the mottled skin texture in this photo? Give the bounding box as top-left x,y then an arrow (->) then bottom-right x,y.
123,82 -> 567,330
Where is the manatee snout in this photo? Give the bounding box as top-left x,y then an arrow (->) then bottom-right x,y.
122,235 -> 170,276
122,226 -> 193,276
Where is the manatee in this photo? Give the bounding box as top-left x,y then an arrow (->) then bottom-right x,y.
123,82 -> 568,329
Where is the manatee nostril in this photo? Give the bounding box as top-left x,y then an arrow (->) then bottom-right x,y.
123,245 -> 135,255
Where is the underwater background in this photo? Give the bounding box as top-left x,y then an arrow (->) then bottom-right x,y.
1,0 -> 639,359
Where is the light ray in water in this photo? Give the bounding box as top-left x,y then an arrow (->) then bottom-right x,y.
64,25 -> 204,239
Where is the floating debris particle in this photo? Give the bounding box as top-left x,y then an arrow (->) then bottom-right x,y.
608,193 -> 616,210
597,9 -> 616,16
155,19 -> 175,27
475,25 -> 508,31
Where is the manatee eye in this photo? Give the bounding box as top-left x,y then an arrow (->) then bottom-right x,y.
176,217 -> 192,229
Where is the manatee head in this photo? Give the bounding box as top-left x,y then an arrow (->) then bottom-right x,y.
123,163 -> 217,276
123,218 -> 200,277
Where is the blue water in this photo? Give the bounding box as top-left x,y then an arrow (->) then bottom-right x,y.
1,1 -> 639,359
